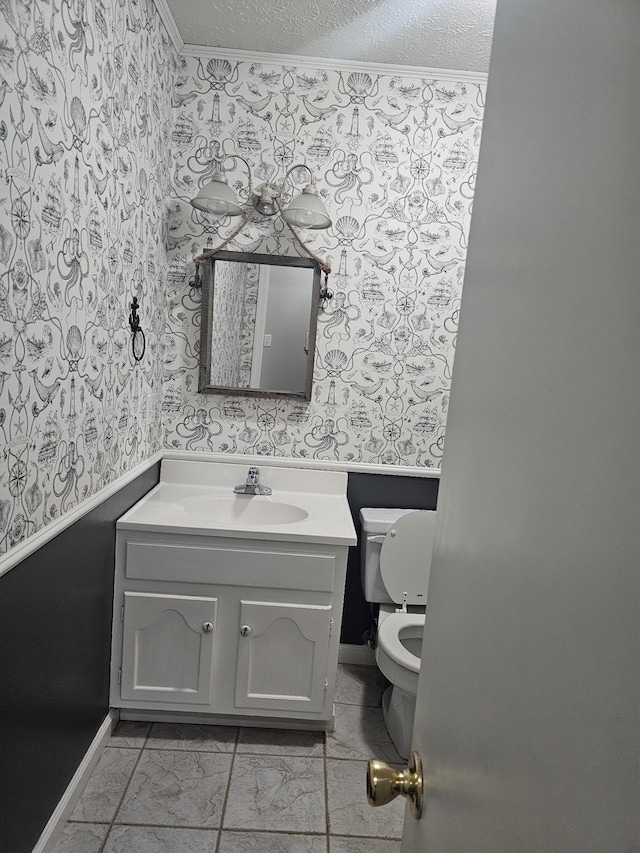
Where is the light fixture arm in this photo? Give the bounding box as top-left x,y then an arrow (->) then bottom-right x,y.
217,154 -> 254,199
252,165 -> 318,217
281,163 -> 314,197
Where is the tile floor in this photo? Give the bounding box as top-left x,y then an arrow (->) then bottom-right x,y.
53,664 -> 405,852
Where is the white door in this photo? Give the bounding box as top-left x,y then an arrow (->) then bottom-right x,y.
398,0 -> 640,849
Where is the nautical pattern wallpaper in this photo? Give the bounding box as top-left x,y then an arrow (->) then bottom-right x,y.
209,259 -> 256,387
0,0 -> 175,556
0,0 -> 485,561
165,55 -> 485,465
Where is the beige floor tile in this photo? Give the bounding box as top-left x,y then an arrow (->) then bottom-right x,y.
51,822 -> 108,853
116,749 -> 232,828
334,663 -> 388,707
326,758 -> 405,838
330,836 -> 401,853
55,667 -> 406,845
147,722 -> 238,752
68,748 -> 139,823
107,720 -> 151,748
237,726 -> 324,757
327,702 -> 403,763
104,825 -> 218,852
219,830 -> 327,852
224,754 -> 326,833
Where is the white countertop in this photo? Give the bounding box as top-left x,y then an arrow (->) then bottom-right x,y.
117,459 -> 357,546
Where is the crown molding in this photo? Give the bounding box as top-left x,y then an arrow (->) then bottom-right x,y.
152,0 -> 184,54
180,43 -> 488,85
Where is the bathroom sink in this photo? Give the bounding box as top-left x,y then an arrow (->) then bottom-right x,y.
182,496 -> 309,525
116,459 -> 357,545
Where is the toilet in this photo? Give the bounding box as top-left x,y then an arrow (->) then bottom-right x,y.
360,507 -> 437,758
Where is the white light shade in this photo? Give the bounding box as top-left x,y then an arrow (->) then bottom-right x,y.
190,172 -> 243,216
281,184 -> 332,230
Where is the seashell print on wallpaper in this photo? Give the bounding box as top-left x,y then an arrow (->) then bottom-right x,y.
165,58 -> 485,467
0,0 -> 175,556
0,0 -> 485,560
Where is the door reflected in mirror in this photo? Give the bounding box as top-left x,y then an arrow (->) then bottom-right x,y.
199,251 -> 321,400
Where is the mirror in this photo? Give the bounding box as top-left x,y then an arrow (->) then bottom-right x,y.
198,251 -> 321,399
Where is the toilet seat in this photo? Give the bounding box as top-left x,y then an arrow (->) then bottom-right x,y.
376,612 -> 425,695
379,510 -> 436,607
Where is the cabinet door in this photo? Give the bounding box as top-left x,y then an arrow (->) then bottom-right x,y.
120,591 -> 217,705
235,600 -> 332,713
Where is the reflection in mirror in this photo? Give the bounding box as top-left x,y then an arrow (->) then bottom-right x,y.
199,251 -> 321,399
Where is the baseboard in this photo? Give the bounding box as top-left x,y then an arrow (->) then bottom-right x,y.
338,643 -> 376,666
31,711 -> 119,853
120,709 -> 333,731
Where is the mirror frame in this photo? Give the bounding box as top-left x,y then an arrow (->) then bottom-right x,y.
198,250 -> 321,400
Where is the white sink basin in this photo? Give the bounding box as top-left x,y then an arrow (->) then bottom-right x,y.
183,496 -> 309,525
116,460 -> 357,545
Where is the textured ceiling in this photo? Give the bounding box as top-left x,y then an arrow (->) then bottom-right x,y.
167,0 -> 496,73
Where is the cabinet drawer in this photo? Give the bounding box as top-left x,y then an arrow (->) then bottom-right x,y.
125,541 -> 336,592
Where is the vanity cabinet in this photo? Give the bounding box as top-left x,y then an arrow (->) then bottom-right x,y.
110,530 -> 349,728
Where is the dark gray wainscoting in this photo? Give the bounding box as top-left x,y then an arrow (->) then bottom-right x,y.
0,463 -> 160,853
342,472 -> 439,645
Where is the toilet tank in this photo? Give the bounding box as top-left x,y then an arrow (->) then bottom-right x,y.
360,508 -> 419,604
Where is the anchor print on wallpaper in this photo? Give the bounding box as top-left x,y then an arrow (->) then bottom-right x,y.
0,0 -> 175,557
165,57 -> 485,467
0,0 -> 484,558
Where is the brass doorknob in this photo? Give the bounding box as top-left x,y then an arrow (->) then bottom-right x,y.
366,751 -> 423,819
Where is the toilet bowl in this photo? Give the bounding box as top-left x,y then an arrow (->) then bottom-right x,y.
375,610 -> 426,757
360,508 -> 437,758
376,612 -> 425,695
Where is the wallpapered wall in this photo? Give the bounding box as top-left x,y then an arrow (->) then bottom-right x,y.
0,0 -> 175,557
209,259 -> 256,387
0,0 -> 485,560
164,56 -> 485,464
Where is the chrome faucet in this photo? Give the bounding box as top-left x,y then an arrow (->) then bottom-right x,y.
234,466 -> 272,496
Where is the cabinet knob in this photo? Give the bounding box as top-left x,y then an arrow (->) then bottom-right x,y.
202,621 -> 214,634
240,625 -> 252,637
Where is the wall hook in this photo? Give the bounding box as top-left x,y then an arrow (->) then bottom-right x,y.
129,296 -> 146,362
189,262 -> 203,290
319,271 -> 334,309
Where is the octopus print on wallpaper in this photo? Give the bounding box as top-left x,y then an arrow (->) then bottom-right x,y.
0,0 -> 485,560
165,55 -> 485,467
0,0 -> 175,557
